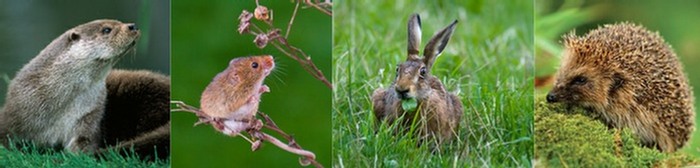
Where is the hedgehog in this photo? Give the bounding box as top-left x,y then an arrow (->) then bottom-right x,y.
546,23 -> 695,152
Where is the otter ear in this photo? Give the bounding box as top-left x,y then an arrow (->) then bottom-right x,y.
69,32 -> 81,42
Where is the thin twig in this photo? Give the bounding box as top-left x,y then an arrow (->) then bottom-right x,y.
250,23 -> 265,35
301,0 -> 332,16
259,112 -> 323,167
240,1 -> 333,89
286,1 -> 300,39
238,0 -> 333,89
269,39 -> 333,88
171,101 -> 323,167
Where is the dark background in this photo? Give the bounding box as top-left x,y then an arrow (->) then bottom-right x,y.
0,0 -> 171,105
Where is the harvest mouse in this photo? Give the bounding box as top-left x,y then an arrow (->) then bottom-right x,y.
199,55 -> 275,137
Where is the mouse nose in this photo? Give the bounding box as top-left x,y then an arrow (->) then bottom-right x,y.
546,93 -> 558,103
128,24 -> 138,31
263,55 -> 275,67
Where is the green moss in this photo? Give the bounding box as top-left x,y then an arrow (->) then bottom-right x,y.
534,96 -> 698,167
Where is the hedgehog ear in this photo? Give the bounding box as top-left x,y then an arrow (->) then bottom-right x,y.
69,32 -> 81,42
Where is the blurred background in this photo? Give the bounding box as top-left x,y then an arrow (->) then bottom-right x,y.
0,0 -> 170,105
171,0 -> 331,167
535,0 -> 700,158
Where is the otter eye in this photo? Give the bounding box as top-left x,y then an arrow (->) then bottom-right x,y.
419,67 -> 426,76
102,27 -> 112,34
252,62 -> 259,68
572,76 -> 587,85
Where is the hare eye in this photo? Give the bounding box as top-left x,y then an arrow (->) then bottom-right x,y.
102,27 -> 112,34
419,67 -> 426,76
252,62 -> 259,68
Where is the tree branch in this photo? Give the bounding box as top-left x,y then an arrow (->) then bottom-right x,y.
238,1 -> 333,89
300,0 -> 332,16
171,101 -> 323,167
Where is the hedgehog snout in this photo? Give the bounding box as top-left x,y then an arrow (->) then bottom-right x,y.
546,92 -> 558,103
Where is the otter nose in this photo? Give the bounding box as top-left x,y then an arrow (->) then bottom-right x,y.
128,24 -> 138,31
546,93 -> 558,103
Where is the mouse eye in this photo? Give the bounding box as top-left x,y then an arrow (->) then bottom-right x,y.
102,27 -> 112,34
252,62 -> 259,68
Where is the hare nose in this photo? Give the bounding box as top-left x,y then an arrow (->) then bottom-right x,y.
396,89 -> 410,99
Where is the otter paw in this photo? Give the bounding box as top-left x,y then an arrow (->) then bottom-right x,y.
66,136 -> 97,153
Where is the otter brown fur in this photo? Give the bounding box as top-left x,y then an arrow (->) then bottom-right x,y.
0,19 -> 140,153
547,23 -> 695,152
102,69 -> 170,160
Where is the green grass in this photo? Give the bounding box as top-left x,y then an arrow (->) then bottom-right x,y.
534,0 -> 597,77
0,141 -> 168,168
333,0 -> 533,167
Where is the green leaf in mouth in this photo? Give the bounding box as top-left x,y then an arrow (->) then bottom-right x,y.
401,98 -> 417,111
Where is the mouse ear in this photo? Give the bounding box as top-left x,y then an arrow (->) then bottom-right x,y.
227,72 -> 240,84
69,32 -> 81,42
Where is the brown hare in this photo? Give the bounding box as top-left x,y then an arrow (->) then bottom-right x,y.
372,13 -> 462,143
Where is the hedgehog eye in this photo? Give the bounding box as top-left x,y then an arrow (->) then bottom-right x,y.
572,76 -> 587,85
102,27 -> 112,34
419,67 -> 427,77
252,62 -> 259,68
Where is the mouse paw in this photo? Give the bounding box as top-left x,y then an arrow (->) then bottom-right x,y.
220,119 -> 248,137
259,85 -> 270,93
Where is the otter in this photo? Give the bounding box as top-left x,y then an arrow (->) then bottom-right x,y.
0,19 -> 169,160
0,19 -> 140,153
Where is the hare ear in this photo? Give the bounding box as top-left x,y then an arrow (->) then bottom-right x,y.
407,14 -> 422,61
423,19 -> 457,70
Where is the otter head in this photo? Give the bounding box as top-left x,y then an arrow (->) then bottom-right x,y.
61,19 -> 140,63
546,33 -> 626,110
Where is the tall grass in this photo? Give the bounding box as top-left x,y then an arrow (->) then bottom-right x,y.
333,0 -> 533,167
